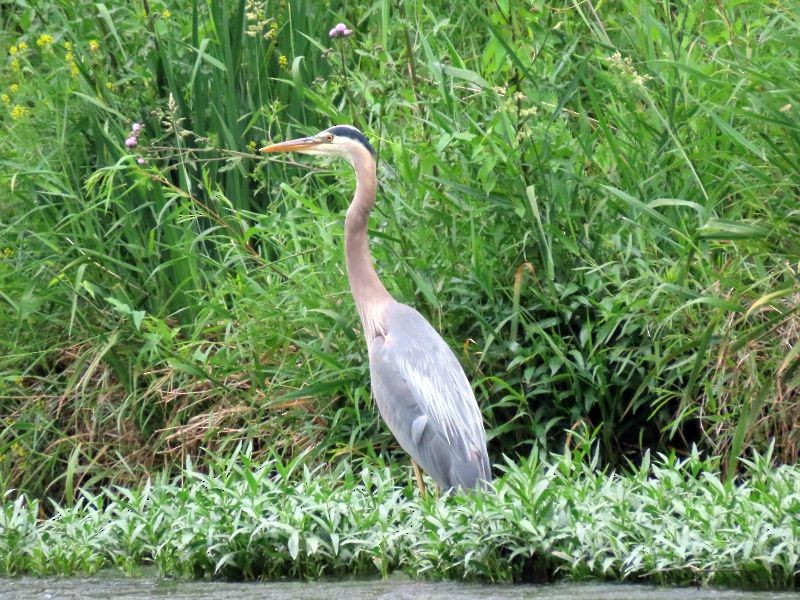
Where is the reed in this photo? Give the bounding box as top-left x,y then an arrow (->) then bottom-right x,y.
1,0 -> 798,501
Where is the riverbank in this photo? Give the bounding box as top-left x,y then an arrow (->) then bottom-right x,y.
3,0 -> 799,504
2,446 -> 797,589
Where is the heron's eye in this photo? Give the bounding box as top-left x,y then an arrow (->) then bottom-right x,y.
326,134 -> 334,142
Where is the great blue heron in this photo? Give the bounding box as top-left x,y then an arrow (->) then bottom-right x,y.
261,125 -> 491,492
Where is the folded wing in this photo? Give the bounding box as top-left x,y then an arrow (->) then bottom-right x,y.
368,302 -> 491,490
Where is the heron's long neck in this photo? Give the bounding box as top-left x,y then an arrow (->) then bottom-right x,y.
345,156 -> 393,341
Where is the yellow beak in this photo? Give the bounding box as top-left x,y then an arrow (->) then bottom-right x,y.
259,136 -> 321,153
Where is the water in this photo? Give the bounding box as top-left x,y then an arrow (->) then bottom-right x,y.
1,575 -> 797,600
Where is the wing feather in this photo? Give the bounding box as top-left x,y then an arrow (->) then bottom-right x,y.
368,302 -> 489,488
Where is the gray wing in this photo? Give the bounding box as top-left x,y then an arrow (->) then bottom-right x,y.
368,302 -> 491,490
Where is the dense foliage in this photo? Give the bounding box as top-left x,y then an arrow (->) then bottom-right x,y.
1,445 -> 798,588
1,0 -> 799,500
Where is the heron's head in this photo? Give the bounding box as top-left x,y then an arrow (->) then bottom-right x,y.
260,125 -> 376,167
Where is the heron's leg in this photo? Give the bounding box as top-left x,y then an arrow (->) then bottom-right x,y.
412,459 -> 426,496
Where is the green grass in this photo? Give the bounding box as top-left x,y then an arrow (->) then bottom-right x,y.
0,0 -> 799,502
1,443 -> 798,588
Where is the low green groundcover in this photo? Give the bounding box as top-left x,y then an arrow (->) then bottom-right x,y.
1,446 -> 798,589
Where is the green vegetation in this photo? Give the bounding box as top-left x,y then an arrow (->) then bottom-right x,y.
1,444 -> 798,587
1,0 -> 799,585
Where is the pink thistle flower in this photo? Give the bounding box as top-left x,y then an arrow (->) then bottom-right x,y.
137,157 -> 146,165
125,136 -> 138,148
131,122 -> 142,134
329,22 -> 353,38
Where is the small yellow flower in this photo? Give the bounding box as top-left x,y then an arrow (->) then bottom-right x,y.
37,34 -> 54,48
10,58 -> 20,72
70,61 -> 80,77
247,140 -> 257,153
64,41 -> 73,51
9,83 -> 19,93
88,39 -> 99,52
11,442 -> 26,459
2,247 -> 13,257
18,41 -> 28,51
162,8 -> 171,19
65,51 -> 74,62
278,54 -> 288,69
8,45 -> 18,55
266,21 -> 279,40
105,81 -> 114,90
1,94 -> 9,105
10,104 -> 28,120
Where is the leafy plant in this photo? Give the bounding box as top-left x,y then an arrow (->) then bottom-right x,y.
1,0 -> 798,501
2,446 -> 799,588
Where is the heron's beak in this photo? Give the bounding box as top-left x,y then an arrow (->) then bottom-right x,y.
259,136 -> 321,154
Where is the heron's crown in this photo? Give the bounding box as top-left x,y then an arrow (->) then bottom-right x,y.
326,125 -> 377,158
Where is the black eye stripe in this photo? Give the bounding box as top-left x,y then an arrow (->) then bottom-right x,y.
326,125 -> 376,157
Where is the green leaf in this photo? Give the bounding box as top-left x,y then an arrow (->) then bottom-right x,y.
288,531 -> 300,560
